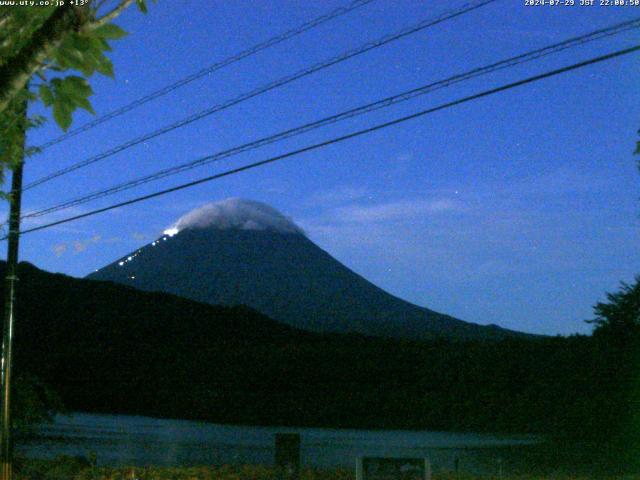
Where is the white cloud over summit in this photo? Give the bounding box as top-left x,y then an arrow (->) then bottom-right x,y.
167,198 -> 304,235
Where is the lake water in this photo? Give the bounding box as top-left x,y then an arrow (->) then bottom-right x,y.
17,413 -> 539,474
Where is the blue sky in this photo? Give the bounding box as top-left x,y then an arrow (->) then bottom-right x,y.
6,0 -> 639,335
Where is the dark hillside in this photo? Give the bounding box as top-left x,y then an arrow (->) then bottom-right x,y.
1,261 -> 624,443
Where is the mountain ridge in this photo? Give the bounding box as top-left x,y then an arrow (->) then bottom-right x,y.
3,260 -> 567,433
88,205 -> 531,341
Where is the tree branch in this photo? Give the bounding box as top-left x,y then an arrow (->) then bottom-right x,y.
0,17 -> 10,31
85,0 -> 135,30
0,6 -> 82,116
0,0 -> 135,116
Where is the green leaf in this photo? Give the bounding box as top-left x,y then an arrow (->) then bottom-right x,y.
25,145 -> 42,158
39,85 -> 54,106
136,0 -> 148,14
74,97 -> 95,114
94,54 -> 114,78
97,38 -> 113,52
27,115 -> 46,129
61,76 -> 93,99
68,33 -> 93,52
52,100 -> 72,131
55,41 -> 88,72
93,23 -> 128,40
46,76 -> 96,129
87,35 -> 109,54
78,58 -> 96,77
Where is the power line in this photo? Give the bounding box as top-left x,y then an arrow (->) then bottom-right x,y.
13,45 -> 639,239
23,0 -> 498,191
35,0 -> 378,151
19,17 -> 640,221
26,0 -> 494,189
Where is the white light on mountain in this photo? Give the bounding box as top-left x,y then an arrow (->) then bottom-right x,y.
118,262 -> 124,266
164,227 -> 179,237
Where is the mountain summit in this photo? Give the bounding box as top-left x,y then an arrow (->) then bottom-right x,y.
166,198 -> 304,235
88,198 -> 526,341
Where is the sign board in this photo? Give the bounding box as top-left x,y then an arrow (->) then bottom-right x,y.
356,457 -> 431,480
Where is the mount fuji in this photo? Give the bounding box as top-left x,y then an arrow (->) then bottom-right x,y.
87,198 -> 527,341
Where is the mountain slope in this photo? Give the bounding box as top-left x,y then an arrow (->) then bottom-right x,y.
4,261 -> 572,433
87,200 -> 527,341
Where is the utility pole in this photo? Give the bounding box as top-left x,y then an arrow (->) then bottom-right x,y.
0,95 -> 26,480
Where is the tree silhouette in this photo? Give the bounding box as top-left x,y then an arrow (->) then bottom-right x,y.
589,276 -> 640,338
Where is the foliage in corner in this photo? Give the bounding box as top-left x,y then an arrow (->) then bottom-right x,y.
0,0 -> 153,428
0,0 -> 155,187
588,276 -> 640,338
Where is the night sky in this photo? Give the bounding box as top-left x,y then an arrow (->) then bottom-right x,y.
5,0 -> 639,336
